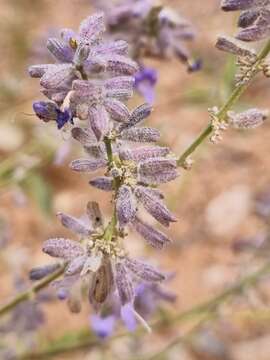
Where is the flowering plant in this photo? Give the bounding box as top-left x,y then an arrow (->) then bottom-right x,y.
0,1 -> 270,358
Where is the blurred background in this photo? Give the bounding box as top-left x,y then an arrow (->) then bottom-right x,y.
1,0 -> 270,359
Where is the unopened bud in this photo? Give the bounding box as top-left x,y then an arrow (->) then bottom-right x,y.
228,108 -> 268,129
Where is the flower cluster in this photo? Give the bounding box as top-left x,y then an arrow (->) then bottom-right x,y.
29,12 -> 177,330
221,0 -> 270,42
217,1 -> 270,85
94,0 -> 201,71
91,0 -> 201,104
29,12 -> 138,129
36,202 -> 167,328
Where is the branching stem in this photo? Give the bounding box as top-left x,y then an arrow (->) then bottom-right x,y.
177,39 -> 270,167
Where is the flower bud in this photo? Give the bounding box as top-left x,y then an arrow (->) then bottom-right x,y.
78,12 -> 105,45
228,108 -> 268,129
115,262 -> 134,305
116,185 -> 137,227
43,238 -> 84,260
33,101 -> 58,122
132,216 -> 171,249
69,158 -> 106,172
119,127 -> 160,143
29,263 -> 61,281
119,146 -> 169,162
216,35 -> 256,58
221,0 -> 269,11
105,55 -> 139,75
89,177 -> 114,191
89,105 -> 110,141
47,38 -> 74,63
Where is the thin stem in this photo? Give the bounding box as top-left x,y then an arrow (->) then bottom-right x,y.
177,39 -> 270,167
177,125 -> 212,167
18,261 -> 270,359
104,136 -> 113,164
103,136 -> 120,242
0,265 -> 65,317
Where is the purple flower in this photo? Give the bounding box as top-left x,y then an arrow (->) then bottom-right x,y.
135,66 -> 157,104
94,0 -> 199,71
33,101 -> 73,129
187,58 -> 203,73
29,13 -> 138,132
90,314 -> 116,338
120,303 -> 137,331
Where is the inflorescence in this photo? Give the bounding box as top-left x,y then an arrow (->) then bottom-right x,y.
29,12 -> 177,331
93,0 -> 201,104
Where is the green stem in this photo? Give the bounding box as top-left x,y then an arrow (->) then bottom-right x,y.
177,125 -> 212,167
177,39 -> 270,167
104,136 -> 113,164
18,261 -> 270,359
103,136 -> 120,242
0,265 -> 65,317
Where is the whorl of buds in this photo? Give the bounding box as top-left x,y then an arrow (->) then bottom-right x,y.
220,0 -> 270,42
215,35 -> 259,85
93,0 -> 200,72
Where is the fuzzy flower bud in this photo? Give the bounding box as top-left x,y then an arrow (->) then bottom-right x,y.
138,158 -> 178,184
116,185 -> 137,227
228,108 -> 268,129
119,127 -> 160,143
115,262 -> 134,305
216,35 -> 256,58
89,177 -> 114,191
221,0 -> 270,11
132,216 -> 171,249
124,258 -> 165,282
29,263 -> 61,281
119,146 -> 170,162
221,0 -> 270,42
